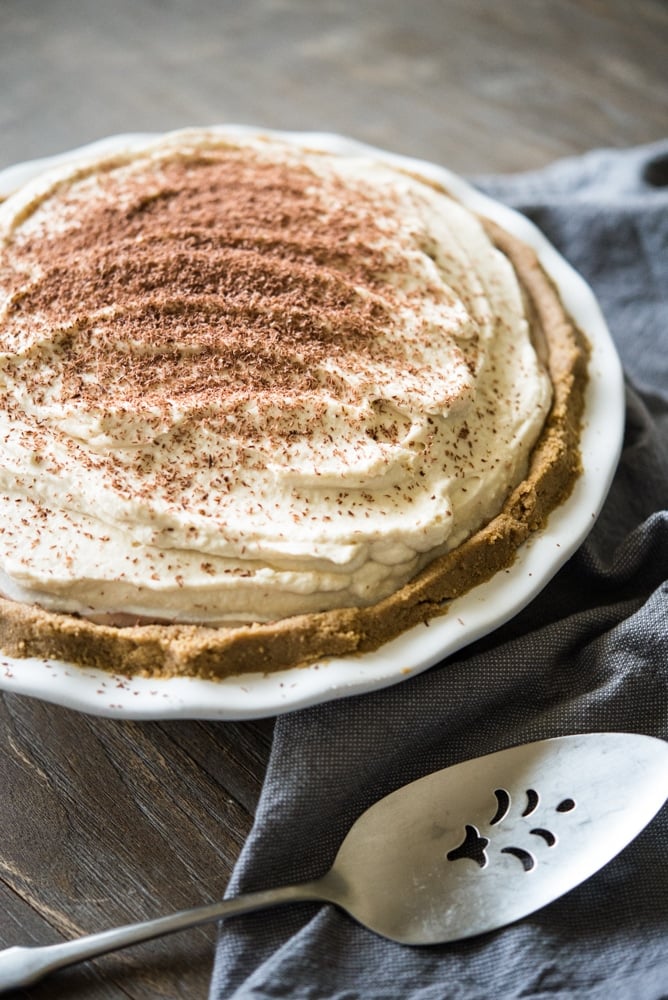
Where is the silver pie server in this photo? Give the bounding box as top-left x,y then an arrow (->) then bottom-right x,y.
1,732 -> 667,992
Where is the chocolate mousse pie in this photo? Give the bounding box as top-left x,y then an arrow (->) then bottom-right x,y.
0,130 -> 588,678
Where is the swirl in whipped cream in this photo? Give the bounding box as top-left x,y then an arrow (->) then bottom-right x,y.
0,131 -> 552,624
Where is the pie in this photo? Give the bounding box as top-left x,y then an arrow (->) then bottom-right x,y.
0,130 -> 588,678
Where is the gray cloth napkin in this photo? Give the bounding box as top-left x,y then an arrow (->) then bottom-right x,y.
210,142 -> 668,1000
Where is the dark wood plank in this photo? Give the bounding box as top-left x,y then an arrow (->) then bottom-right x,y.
0,0 -> 666,176
157,718 -> 274,815
0,693 -> 270,998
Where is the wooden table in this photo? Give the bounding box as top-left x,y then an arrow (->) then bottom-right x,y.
0,2 -> 666,996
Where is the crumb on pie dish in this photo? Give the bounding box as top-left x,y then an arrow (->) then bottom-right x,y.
0,129 -> 589,680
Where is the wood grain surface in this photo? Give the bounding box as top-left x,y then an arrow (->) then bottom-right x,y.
0,1 -> 666,997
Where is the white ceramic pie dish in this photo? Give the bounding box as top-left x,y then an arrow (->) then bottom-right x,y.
0,126 -> 624,719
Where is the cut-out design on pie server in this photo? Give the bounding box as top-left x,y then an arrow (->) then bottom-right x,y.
446,788 -> 576,871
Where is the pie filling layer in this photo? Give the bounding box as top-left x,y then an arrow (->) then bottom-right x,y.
0,130 -> 588,678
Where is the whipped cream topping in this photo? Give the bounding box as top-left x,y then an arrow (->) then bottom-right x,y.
0,130 -> 552,625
